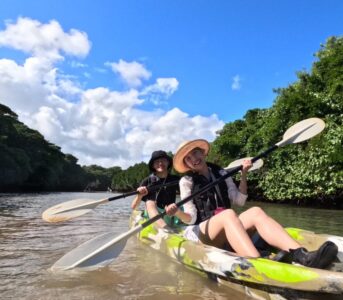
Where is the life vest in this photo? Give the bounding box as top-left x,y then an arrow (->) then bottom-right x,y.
189,163 -> 231,224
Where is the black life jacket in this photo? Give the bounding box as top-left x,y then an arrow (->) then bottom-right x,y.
188,162 -> 231,224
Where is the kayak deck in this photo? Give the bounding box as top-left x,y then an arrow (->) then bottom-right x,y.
129,210 -> 343,297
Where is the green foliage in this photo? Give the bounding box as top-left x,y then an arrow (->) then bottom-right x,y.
0,144 -> 30,186
210,108 -> 271,166
0,104 -> 114,192
0,103 -> 18,118
82,165 -> 121,191
213,36 -> 343,206
112,162 -> 149,191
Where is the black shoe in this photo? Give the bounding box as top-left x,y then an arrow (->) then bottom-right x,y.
272,250 -> 293,263
291,241 -> 338,269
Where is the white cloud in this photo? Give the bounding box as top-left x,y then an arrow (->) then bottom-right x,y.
231,75 -> 241,90
124,108 -> 224,163
0,17 -> 91,61
0,17 -> 224,168
0,57 -> 51,112
107,59 -> 151,87
141,77 -> 179,105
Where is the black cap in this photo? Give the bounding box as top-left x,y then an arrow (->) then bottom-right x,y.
148,150 -> 173,172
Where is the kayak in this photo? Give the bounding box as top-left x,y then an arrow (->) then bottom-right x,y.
129,210 -> 343,300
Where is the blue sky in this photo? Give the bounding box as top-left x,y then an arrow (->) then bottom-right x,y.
0,1 -> 342,168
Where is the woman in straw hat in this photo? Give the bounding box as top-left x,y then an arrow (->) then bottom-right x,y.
131,150 -> 180,229
165,139 -> 337,268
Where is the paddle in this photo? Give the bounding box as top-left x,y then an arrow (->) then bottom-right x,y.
225,157 -> 263,172
51,117 -> 325,271
42,180 -> 179,223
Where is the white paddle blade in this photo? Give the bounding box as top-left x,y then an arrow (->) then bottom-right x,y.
277,118 -> 325,147
42,208 -> 93,223
42,198 -> 104,223
225,157 -> 263,172
51,225 -> 143,271
51,232 -> 128,271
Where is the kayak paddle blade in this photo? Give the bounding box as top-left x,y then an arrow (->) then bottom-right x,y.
225,157 -> 263,172
51,232 -> 128,271
278,118 -> 325,147
42,198 -> 104,222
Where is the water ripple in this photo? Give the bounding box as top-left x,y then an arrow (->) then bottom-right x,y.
1,193 -> 343,299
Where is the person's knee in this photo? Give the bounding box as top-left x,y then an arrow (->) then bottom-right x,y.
249,206 -> 267,220
222,209 -> 237,219
221,209 -> 243,228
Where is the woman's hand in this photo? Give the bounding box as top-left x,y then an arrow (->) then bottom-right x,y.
165,203 -> 179,216
131,186 -> 148,210
137,186 -> 148,197
241,159 -> 252,174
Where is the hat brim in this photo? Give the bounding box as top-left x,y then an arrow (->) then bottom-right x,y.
173,139 -> 210,173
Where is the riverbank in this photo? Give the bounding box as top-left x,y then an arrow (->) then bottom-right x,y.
1,188 -> 342,210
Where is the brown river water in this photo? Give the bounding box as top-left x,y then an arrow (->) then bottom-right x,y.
1,192 -> 343,300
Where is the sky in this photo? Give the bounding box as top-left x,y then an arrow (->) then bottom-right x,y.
0,1 -> 342,168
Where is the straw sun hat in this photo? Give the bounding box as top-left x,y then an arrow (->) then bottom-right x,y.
173,139 -> 210,173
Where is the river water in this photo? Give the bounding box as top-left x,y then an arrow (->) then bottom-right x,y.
1,192 -> 343,300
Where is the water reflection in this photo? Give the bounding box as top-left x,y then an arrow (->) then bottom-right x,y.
242,202 -> 343,235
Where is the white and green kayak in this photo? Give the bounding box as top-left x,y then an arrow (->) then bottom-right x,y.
129,210 -> 343,300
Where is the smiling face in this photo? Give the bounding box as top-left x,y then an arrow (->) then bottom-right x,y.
183,147 -> 207,173
152,157 -> 169,175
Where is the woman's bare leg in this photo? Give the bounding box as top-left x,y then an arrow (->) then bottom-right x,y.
146,200 -> 167,228
239,207 -> 300,251
199,209 -> 260,257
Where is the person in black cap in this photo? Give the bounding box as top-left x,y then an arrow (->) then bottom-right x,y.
131,150 -> 180,229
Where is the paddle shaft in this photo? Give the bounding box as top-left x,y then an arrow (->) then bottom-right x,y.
139,143 -> 280,229
251,145 -> 278,163
106,180 -> 179,202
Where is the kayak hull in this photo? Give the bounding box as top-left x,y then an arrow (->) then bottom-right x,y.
129,210 -> 343,298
